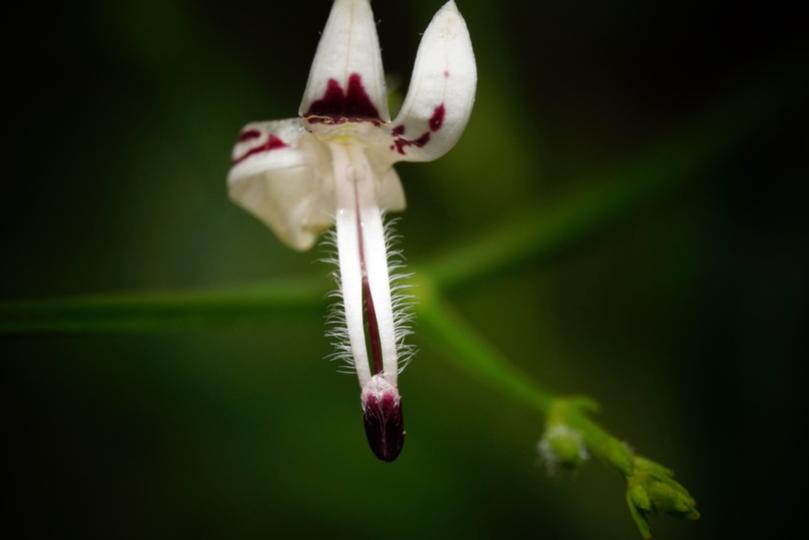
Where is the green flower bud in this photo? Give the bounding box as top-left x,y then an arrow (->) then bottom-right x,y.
648,479 -> 697,516
628,482 -> 652,512
626,456 -> 700,538
538,425 -> 588,472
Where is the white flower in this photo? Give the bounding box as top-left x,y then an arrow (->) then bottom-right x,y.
227,0 -> 476,461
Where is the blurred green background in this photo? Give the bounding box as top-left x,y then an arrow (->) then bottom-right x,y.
3,0 -> 806,538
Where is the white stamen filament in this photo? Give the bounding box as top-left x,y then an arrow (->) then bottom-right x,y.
331,141 -> 399,389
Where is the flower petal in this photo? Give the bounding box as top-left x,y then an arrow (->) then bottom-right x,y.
389,1 -> 476,162
299,0 -> 390,124
364,148 -> 406,212
227,119 -> 333,251
377,167 -> 406,212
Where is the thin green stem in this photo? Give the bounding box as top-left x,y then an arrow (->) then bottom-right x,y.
422,164 -> 679,291
415,278 -> 553,411
416,281 -> 632,473
0,276 -> 329,333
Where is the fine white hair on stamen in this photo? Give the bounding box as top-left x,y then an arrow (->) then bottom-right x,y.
383,214 -> 418,374
321,228 -> 356,374
319,215 -> 418,377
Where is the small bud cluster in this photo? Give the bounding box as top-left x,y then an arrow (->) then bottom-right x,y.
626,457 -> 699,538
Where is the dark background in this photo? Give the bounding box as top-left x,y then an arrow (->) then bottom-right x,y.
3,1 -> 806,538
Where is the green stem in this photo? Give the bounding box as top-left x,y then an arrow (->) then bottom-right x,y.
0,276 -> 328,333
422,163 -> 679,291
416,279 -> 553,411
417,281 -> 633,475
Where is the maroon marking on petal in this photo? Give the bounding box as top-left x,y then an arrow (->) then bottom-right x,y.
307,79 -> 344,115
392,131 -> 431,155
238,129 -> 262,142
389,105 -> 443,155
304,73 -> 381,124
363,393 -> 405,462
414,132 -> 431,146
232,134 -> 288,165
444,70 -> 450,78
429,104 -> 446,132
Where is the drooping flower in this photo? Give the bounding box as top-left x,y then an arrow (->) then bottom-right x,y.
227,0 -> 476,462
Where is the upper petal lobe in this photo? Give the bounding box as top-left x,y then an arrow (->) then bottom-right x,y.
299,0 -> 390,124
389,1 -> 476,162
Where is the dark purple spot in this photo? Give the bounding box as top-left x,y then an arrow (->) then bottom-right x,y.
389,104 -> 445,155
304,73 -> 381,124
392,131 -> 431,155
429,104 -> 445,131
232,134 -> 288,165
238,129 -> 262,142
414,132 -> 431,145
363,393 -> 404,462
443,70 -> 450,78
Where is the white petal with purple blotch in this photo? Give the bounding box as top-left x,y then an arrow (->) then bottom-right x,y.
299,0 -> 390,124
389,1 -> 476,162
227,119 -> 333,251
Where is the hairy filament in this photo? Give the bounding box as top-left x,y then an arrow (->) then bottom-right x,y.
354,172 -> 384,376
349,144 -> 399,384
383,217 -> 418,373
322,215 -> 417,377
332,142 -> 372,386
331,141 -> 400,387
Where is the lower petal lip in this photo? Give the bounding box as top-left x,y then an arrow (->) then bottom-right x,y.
362,394 -> 405,462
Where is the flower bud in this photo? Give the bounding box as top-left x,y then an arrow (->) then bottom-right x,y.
647,478 -> 699,519
628,482 -> 652,512
626,456 -> 700,537
538,425 -> 588,472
